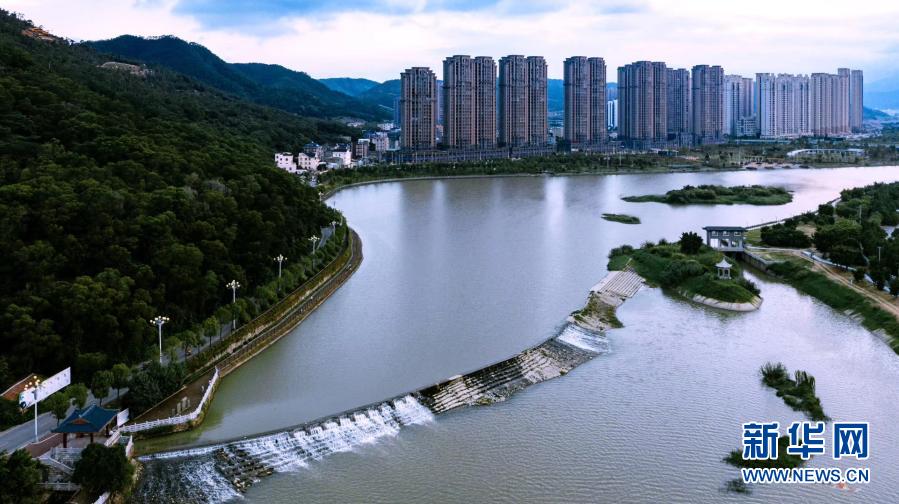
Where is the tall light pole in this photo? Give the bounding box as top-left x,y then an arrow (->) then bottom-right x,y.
273,255 -> 286,292
150,315 -> 169,364
226,280 -> 241,329
309,235 -> 320,271
330,220 -> 337,235
24,376 -> 41,443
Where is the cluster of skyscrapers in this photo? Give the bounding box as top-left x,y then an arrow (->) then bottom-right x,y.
399,56 -> 864,155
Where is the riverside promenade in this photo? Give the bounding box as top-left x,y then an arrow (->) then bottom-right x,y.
124,228 -> 363,436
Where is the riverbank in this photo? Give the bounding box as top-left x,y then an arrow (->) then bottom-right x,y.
126,228 -> 364,440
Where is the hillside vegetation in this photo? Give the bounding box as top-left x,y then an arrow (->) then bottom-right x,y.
0,10 -> 340,381
87,35 -> 387,120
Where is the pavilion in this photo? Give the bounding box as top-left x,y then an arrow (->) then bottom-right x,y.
52,404 -> 118,448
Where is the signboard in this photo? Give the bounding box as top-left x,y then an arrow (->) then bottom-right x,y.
116,409 -> 130,427
18,367 -> 70,408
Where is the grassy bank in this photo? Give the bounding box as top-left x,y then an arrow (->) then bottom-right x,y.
601,213 -> 641,224
767,261 -> 899,355
760,362 -> 828,421
623,185 -> 792,205
608,239 -> 760,304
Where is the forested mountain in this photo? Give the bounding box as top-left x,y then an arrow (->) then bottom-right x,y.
0,10 -> 341,380
357,79 -> 401,110
87,35 -> 388,120
320,77 -> 380,97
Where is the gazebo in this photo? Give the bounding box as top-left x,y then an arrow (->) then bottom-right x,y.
52,404 -> 118,448
716,259 -> 732,280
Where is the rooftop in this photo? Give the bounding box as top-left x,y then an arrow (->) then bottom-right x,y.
53,405 -> 118,434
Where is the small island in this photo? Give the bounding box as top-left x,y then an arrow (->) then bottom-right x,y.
607,232 -> 762,311
623,185 -> 793,205
601,213 -> 641,224
760,362 -> 828,421
724,435 -> 806,469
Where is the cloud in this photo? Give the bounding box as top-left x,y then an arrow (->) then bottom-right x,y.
4,0 -> 898,82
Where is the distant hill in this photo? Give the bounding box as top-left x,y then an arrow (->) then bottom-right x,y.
358,79 -> 401,110
864,106 -> 894,120
87,35 -> 388,120
320,77 -> 379,97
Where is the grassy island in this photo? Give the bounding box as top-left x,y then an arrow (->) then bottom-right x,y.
607,232 -> 761,305
760,362 -> 828,421
724,435 -> 806,469
623,185 -> 792,205
601,213 -> 641,224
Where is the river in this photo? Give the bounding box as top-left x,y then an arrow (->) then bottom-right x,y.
140,166 -> 899,503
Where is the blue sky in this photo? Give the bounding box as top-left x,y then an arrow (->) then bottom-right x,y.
5,0 -> 899,85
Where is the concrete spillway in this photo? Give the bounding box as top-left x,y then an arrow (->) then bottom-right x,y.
133,272 -> 640,503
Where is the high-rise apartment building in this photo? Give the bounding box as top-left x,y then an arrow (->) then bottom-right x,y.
474,56 -> 497,147
527,56 -> 548,145
666,68 -> 690,141
810,71 -> 851,137
723,75 -> 753,137
837,68 -> 851,134
442,55 -> 496,148
400,67 -> 437,150
850,69 -> 864,132
691,65 -> 724,144
618,61 -> 667,147
498,55 -> 548,147
755,73 -> 776,138
773,74 -> 809,137
563,56 -> 607,146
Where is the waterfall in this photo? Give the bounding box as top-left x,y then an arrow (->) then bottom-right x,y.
555,323 -> 611,354
134,395 -> 434,503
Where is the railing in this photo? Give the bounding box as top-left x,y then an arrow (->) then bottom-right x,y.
119,368 -> 219,433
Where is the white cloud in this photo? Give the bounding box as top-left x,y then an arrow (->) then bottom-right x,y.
4,0 -> 898,82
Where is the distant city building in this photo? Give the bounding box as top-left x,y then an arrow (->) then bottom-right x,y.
303,142 -> 324,160
691,64 -> 724,144
563,56 -> 607,146
474,56 -> 498,147
607,99 -> 618,129
296,153 -> 318,170
666,68 -> 691,142
498,55 -> 549,147
275,152 -> 295,171
355,138 -> 371,159
369,131 -> 390,153
723,75 -> 753,137
837,68 -> 851,133
377,122 -> 395,131
618,61 -> 667,148
400,67 -> 438,150
849,69 -> 864,132
775,74 -> 810,137
755,73 -> 777,137
810,71 -> 851,136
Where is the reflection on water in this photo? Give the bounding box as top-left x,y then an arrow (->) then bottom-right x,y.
146,167 -> 899,503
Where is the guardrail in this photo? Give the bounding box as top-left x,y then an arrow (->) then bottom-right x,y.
119,368 -> 219,433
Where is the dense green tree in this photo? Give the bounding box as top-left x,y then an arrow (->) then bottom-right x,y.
90,370 -> 113,405
0,399 -> 26,431
813,220 -> 862,256
0,10 -> 341,378
110,363 -> 130,400
67,383 -> 89,409
72,444 -> 133,497
0,449 -> 44,504
679,232 -> 703,255
126,361 -> 185,414
43,392 -> 69,425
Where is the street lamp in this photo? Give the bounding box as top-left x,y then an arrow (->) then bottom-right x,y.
309,235 -> 320,270
226,280 -> 241,329
330,220 -> 338,235
150,315 -> 170,364
273,255 -> 286,292
24,376 -> 41,443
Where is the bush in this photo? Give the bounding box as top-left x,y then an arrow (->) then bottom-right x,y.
679,232 -> 703,254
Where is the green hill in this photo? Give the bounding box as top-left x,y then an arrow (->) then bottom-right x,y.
357,78 -> 401,110
320,77 -> 380,97
87,35 -> 387,120
0,10 -> 343,379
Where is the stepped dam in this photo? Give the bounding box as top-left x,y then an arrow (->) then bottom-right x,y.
133,272 -> 643,503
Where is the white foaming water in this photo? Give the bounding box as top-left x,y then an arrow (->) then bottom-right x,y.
555,323 -> 611,354
136,395 -> 434,503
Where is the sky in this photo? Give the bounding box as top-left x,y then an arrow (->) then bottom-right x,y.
4,0 -> 899,85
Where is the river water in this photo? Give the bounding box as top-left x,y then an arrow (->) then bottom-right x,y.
142,166 -> 899,503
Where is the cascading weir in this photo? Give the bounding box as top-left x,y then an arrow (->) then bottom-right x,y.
132,270 -> 642,503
